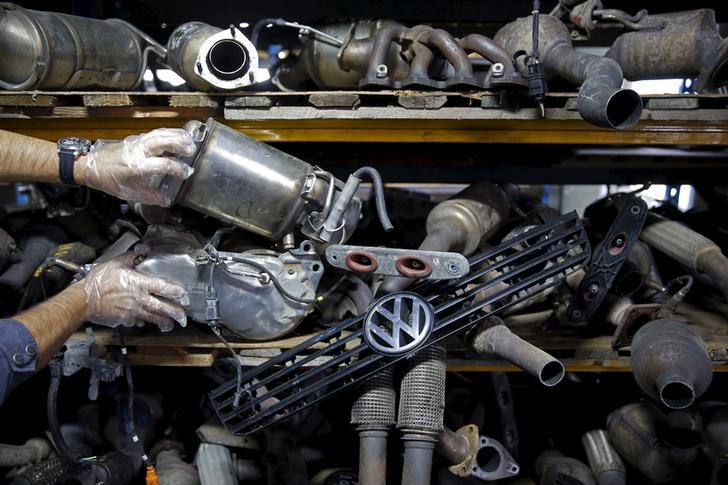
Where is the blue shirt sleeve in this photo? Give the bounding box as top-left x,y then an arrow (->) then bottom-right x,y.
0,319 -> 39,405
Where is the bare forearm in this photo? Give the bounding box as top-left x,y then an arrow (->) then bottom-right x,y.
14,283 -> 87,368
0,130 -> 87,185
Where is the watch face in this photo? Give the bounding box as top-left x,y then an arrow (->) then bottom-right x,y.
59,137 -> 91,152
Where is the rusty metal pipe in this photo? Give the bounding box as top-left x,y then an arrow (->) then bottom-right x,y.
437,427 -> 470,465
469,323 -> 565,387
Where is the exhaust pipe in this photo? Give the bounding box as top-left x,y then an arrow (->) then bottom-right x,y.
469,321 -> 565,387
607,402 -> 702,484
640,215 -> 728,303
378,182 -> 510,294
606,9 -> 728,92
631,319 -> 712,410
351,367 -> 396,485
494,14 -> 642,129
166,22 -> 260,91
581,430 -> 626,485
0,3 -> 164,90
535,450 -> 596,485
398,345 -> 447,485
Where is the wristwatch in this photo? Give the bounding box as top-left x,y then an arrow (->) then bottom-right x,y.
57,136 -> 92,186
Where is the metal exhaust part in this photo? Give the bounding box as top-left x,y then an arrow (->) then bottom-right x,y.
0,438 -> 52,468
436,426 -> 520,481
606,9 -> 728,91
581,430 -> 626,485
494,14 -> 642,129
273,20 -> 410,90
458,34 -> 527,88
351,367 -> 396,485
631,319 -> 713,410
378,182 -> 510,294
166,118 -> 363,242
195,443 -> 237,485
640,215 -> 728,303
469,321 -> 565,387
535,450 -> 596,485
398,345 -> 447,485
398,25 -> 477,88
152,441 -> 200,485
0,3 -> 164,90
167,22 -> 260,91
607,402 -> 702,484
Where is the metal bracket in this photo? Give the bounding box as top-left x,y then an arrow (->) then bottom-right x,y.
567,195 -> 647,323
325,245 -> 469,280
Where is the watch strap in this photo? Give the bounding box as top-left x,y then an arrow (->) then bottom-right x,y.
58,150 -> 77,186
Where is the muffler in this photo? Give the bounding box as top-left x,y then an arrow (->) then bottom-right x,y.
631,319 -> 712,410
606,9 -> 728,92
166,22 -> 260,91
0,2 -> 164,90
494,14 -> 642,129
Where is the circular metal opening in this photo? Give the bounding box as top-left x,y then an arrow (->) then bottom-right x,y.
606,89 -> 642,129
660,381 -> 695,409
476,446 -> 501,473
540,360 -> 565,387
395,256 -> 433,278
344,252 -> 379,273
206,39 -> 249,80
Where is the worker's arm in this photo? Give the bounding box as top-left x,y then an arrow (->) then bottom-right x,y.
0,128 -> 196,206
0,253 -> 189,404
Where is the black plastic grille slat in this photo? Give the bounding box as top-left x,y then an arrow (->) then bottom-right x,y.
210,212 -> 590,434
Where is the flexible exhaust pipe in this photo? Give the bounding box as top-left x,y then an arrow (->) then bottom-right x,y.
0,3 -> 164,90
398,345 -> 447,485
640,215 -> 728,303
378,182 -> 510,295
469,321 -> 565,387
631,319 -> 712,410
494,14 -> 642,129
582,430 -> 626,485
351,367 -> 396,485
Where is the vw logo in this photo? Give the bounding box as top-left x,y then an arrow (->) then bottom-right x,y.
363,292 -> 434,356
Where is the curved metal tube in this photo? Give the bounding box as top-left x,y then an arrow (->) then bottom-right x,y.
360,24 -> 407,87
582,430 -> 626,485
458,34 -> 526,86
470,324 -> 565,387
402,25 -> 476,87
494,15 -> 642,129
535,450 -> 596,485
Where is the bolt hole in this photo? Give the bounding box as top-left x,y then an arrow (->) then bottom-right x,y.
312,264 -> 320,272
302,243 -> 311,252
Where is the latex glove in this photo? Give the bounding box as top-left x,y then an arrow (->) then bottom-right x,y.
83,252 -> 190,332
79,128 -> 196,207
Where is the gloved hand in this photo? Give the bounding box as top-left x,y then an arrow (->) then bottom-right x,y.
82,252 -> 190,332
79,128 -> 196,207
